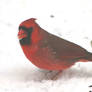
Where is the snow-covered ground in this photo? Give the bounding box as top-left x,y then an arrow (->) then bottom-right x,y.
0,0 -> 92,92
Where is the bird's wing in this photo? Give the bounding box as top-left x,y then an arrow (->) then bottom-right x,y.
44,33 -> 87,61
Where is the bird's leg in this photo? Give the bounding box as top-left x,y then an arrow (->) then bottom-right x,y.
51,70 -> 62,80
44,70 -> 53,79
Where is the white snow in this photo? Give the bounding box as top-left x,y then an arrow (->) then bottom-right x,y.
0,0 -> 92,92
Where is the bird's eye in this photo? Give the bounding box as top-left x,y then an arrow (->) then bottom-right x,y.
27,27 -> 33,35
19,26 -> 33,32
29,27 -> 33,31
19,26 -> 28,31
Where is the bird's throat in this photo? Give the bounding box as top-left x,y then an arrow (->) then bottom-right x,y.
19,37 -> 31,45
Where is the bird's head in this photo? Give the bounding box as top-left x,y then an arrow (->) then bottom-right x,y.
18,18 -> 41,46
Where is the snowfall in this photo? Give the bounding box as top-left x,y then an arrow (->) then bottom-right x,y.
1,0 -> 92,92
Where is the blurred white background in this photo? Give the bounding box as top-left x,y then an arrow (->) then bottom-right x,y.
0,0 -> 92,92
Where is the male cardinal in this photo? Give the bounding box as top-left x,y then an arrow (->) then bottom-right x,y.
18,18 -> 92,79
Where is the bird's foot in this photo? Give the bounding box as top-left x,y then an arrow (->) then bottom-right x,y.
51,70 -> 62,80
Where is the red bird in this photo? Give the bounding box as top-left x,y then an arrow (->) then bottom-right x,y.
18,18 -> 92,78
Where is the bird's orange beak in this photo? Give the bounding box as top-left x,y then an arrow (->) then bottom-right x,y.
18,30 -> 27,40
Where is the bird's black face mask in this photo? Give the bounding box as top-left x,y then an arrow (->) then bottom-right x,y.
18,26 -> 33,45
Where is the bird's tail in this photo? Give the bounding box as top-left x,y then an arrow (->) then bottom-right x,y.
81,41 -> 92,62
85,41 -> 92,61
79,41 -> 92,62
83,52 -> 92,61
78,52 -> 92,62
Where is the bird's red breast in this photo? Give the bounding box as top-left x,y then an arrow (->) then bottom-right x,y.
18,18 -> 92,71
